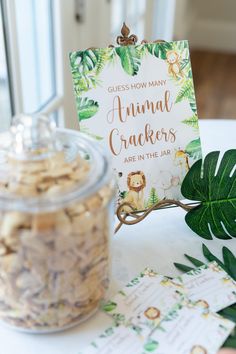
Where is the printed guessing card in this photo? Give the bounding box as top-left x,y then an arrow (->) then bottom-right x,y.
81,300 -> 234,354
102,268 -> 185,327
70,40 -> 202,211
174,261 -> 236,312
149,300 -> 235,354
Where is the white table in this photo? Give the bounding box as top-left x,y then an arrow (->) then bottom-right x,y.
1,119 -> 236,354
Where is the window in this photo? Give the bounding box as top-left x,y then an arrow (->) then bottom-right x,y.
0,0 -> 78,130
111,0 -> 148,40
14,0 -> 56,114
0,1 -> 12,131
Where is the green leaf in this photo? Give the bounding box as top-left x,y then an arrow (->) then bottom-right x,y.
174,244 -> 236,281
181,149 -> 236,239
116,46 -> 141,76
77,50 -> 100,73
147,42 -> 172,60
223,336 -> 236,348
70,48 -> 111,95
185,138 -> 202,160
173,263 -> 194,272
182,114 -> 199,130
219,305 -> 236,322
76,97 -> 99,121
190,101 -> 197,114
184,254 -> 205,267
175,80 -> 194,103
202,244 -> 226,270
144,339 -> 159,352
102,301 -> 117,312
222,246 -> 236,279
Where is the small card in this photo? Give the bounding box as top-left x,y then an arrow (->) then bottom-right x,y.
174,261 -> 236,312
79,326 -> 144,354
81,300 -> 234,354
102,268 -> 185,326
149,300 -> 235,354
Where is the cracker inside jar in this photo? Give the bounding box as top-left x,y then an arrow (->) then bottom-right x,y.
0,115 -> 114,332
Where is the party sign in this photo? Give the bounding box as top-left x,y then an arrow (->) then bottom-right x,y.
70,40 -> 202,211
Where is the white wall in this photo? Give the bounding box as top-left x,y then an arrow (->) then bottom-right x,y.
174,0 -> 236,52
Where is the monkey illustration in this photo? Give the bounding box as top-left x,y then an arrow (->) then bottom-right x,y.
166,50 -> 183,79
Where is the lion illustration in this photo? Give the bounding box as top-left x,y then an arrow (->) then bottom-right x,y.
190,345 -> 207,354
195,300 -> 209,310
123,171 -> 146,211
144,307 -> 161,320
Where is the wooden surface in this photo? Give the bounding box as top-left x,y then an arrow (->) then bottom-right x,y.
190,50 -> 236,119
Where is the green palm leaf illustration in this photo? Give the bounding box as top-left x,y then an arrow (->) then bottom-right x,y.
175,79 -> 194,103
116,46 -> 141,76
70,48 -> 111,94
185,138 -> 202,160
76,97 -> 99,121
181,149 -> 236,239
182,114 -> 199,130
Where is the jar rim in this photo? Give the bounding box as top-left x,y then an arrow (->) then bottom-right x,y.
0,129 -> 113,213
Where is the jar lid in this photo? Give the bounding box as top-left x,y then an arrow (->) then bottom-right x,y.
0,115 -> 111,212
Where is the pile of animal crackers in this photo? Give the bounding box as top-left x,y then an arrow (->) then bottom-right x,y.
0,150 -> 113,331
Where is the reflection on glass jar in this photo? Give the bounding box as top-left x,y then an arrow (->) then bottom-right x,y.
0,114 -> 114,333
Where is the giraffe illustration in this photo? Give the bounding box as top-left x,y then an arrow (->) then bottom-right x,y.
174,149 -> 190,180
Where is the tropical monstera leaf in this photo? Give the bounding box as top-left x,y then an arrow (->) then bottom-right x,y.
77,50 -> 100,73
76,97 -> 99,121
147,42 -> 172,60
116,46 -> 141,76
181,149 -> 236,239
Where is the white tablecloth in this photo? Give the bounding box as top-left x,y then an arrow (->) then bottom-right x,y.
1,119 -> 236,354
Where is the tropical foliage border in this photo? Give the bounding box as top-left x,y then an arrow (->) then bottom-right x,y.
69,40 -> 201,156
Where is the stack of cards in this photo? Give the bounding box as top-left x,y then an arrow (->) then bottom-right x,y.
80,262 -> 236,354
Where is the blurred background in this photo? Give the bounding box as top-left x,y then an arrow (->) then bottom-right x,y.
0,0 -> 236,131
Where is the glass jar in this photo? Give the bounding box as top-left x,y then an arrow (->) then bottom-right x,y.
0,115 -> 114,333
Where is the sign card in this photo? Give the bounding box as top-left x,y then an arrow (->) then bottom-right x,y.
102,268 -> 185,327
175,261 -> 236,312
70,41 -> 202,211
81,301 -> 234,354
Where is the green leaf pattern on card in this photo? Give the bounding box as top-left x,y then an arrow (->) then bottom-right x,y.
144,339 -> 159,352
70,41 -> 200,157
102,301 -> 117,312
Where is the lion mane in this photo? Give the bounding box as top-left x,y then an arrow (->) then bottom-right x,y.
127,171 -> 146,192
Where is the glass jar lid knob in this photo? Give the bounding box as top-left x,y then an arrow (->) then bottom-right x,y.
9,114 -> 60,159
